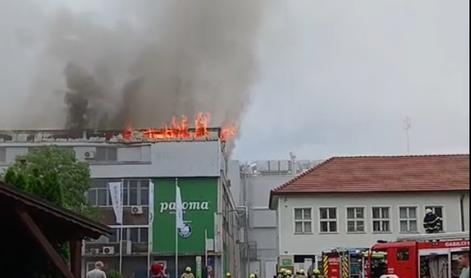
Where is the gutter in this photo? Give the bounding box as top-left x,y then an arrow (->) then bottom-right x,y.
460,194 -> 465,232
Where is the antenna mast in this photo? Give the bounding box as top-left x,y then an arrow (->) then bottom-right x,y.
403,117 -> 411,154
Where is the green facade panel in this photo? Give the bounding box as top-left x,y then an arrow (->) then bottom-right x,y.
152,177 -> 218,254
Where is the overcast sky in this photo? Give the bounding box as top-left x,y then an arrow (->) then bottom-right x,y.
0,0 -> 468,161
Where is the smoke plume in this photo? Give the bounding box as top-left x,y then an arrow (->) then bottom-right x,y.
18,1 -> 265,130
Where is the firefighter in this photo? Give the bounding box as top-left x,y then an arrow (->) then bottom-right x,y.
249,273 -> 257,278
276,268 -> 285,278
181,267 -> 195,278
284,269 -> 293,278
226,273 -> 232,278
295,269 -> 307,278
423,208 -> 441,233
312,268 -> 323,278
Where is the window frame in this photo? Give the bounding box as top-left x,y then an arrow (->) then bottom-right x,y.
293,207 -> 313,234
424,205 -> 445,232
372,206 -> 392,234
0,147 -> 6,162
87,179 -> 150,207
346,206 -> 366,233
398,205 -> 419,233
319,207 -> 338,234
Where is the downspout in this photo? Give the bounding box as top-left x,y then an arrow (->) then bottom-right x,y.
460,194 -> 465,232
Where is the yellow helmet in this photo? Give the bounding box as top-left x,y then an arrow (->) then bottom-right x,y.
299,269 -> 305,274
313,268 -> 321,274
280,268 -> 286,274
286,269 -> 292,275
185,267 -> 192,272
226,273 -> 232,277
249,273 -> 256,278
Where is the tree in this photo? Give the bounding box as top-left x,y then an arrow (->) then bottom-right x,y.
2,146 -> 91,214
2,146 -> 96,277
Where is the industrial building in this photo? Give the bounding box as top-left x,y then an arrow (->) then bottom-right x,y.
269,154 -> 469,271
0,128 -> 242,278
235,157 -> 321,278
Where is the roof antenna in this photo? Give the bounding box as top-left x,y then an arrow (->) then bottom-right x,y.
403,116 -> 411,154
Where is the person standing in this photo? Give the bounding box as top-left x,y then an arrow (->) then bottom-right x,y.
460,253 -> 469,278
423,208 -> 441,233
181,267 -> 195,278
86,261 -> 107,278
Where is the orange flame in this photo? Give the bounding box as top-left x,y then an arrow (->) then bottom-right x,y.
122,113 -> 236,142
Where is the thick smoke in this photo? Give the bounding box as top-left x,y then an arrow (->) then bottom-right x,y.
20,1 -> 265,130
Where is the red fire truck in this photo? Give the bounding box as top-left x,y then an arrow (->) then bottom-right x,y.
368,232 -> 469,278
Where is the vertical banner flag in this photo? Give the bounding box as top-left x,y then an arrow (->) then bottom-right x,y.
108,181 -> 123,224
176,185 -> 192,238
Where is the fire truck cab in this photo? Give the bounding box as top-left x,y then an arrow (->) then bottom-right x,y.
369,232 -> 469,278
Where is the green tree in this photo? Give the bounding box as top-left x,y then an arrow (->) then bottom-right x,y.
1,146 -> 97,277
2,146 -> 91,214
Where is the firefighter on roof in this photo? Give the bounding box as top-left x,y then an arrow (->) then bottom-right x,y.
423,208 -> 442,233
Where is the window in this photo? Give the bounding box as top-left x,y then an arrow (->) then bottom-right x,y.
96,147 -> 117,161
87,179 -> 150,207
347,207 -> 365,232
399,206 -> 418,233
294,208 -> 312,234
425,206 -> 444,231
320,208 -> 337,233
125,227 -> 148,243
396,249 -> 410,261
0,147 -> 5,162
372,207 -> 391,233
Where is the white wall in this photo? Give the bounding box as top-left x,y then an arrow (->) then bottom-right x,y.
277,191 -> 469,256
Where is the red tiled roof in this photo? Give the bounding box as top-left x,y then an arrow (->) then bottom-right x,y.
271,154 -> 469,195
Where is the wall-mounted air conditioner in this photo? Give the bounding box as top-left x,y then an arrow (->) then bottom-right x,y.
131,205 -> 144,215
84,151 -> 96,160
102,246 -> 115,255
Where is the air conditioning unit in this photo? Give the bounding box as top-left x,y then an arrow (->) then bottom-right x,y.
102,246 -> 115,255
90,248 -> 101,255
84,151 -> 96,160
131,205 -> 144,215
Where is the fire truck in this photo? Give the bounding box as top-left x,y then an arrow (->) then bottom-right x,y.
368,231 -> 469,278
321,247 -> 369,278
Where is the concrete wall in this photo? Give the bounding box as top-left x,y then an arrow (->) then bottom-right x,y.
0,141 -> 223,178
277,191 -> 469,257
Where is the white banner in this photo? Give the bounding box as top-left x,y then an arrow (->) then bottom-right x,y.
176,185 -> 185,229
108,182 -> 123,224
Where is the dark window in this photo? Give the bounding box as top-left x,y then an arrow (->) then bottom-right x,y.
396,249 -> 410,261
140,228 -> 148,242
108,229 -> 119,243
129,228 -> 139,242
129,181 -> 138,205
96,147 -> 117,161
0,147 -> 6,161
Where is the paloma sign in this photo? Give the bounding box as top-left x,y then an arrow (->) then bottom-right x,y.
153,178 -> 218,254
159,201 -> 209,213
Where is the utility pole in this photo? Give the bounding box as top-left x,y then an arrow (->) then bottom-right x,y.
403,117 -> 411,154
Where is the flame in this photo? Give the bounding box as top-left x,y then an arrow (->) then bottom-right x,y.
122,113 -> 236,142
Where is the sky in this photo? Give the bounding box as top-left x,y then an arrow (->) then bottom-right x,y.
0,0 -> 469,161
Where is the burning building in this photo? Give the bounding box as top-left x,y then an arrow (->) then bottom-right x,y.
0,115 -> 242,278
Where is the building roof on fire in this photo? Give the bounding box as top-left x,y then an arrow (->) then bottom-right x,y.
269,154 -> 469,208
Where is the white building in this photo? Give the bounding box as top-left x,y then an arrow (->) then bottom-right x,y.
0,129 -> 242,278
269,154 -> 469,270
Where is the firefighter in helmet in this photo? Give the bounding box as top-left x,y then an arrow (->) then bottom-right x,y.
312,268 -> 323,278
295,269 -> 307,278
423,208 -> 442,233
226,273 -> 232,278
284,269 -> 293,278
276,268 -> 285,278
181,267 -> 195,278
249,273 -> 257,278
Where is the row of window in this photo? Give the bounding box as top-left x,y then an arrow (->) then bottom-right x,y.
294,206 -> 443,234
87,179 -> 150,207
93,227 -> 149,243
0,146 -> 118,162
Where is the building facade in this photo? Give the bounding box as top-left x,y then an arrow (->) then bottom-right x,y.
237,158 -> 321,278
0,129 -> 242,278
269,155 -> 469,271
